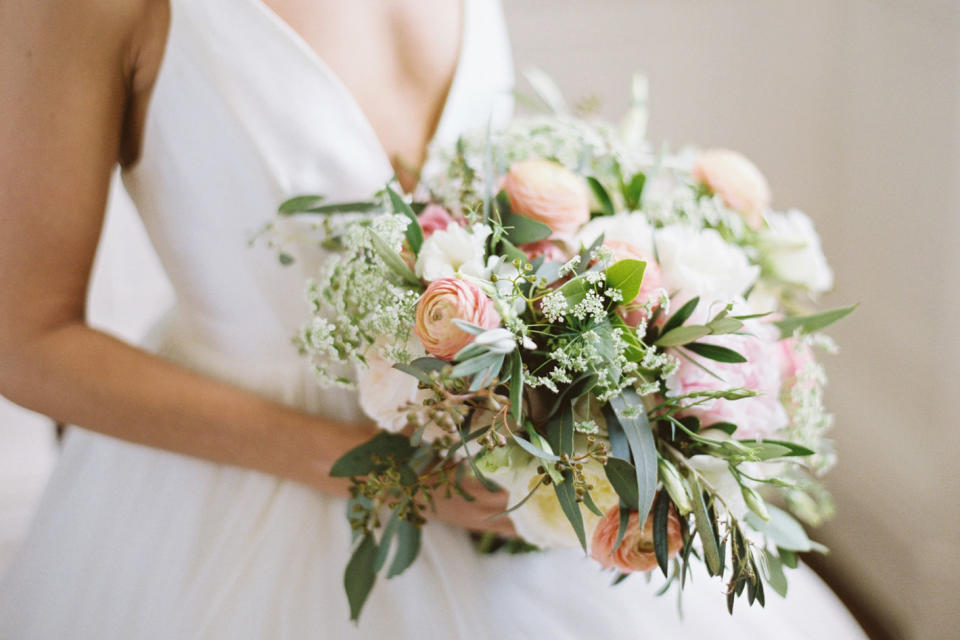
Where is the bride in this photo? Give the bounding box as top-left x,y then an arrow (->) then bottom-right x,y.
0,0 -> 865,637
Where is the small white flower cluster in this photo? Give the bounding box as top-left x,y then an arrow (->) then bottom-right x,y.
570,289 -> 607,324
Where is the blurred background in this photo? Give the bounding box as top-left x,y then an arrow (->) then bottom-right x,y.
2,1 -> 956,638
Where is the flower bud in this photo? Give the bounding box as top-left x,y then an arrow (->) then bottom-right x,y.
658,459 -> 692,515
741,485 -> 770,521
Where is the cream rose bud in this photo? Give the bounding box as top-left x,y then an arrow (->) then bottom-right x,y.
503,159 -> 590,236
693,149 -> 771,229
761,210 -> 834,293
414,278 -> 500,361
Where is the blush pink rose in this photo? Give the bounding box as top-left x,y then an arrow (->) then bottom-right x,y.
591,503 -> 682,573
605,240 -> 664,326
502,159 -> 590,236
666,321 -> 788,438
692,149 -> 771,229
519,239 -> 567,262
417,204 -> 458,239
414,278 -> 501,361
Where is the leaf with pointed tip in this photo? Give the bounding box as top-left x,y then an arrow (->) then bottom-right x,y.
653,490 -> 671,577
278,194 -> 324,215
345,533 -> 378,621
369,232 -> 422,287
386,186 -> 423,253
387,519 -> 421,578
662,296 -> 700,335
501,212 -> 552,245
655,325 -> 711,347
605,259 -> 647,304
684,342 -> 747,363
587,177 -> 615,216
774,304 -> 857,338
607,390 -> 658,524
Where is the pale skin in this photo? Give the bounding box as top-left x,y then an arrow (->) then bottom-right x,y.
0,0 -> 514,536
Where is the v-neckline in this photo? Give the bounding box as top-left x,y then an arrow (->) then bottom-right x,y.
242,0 -> 468,195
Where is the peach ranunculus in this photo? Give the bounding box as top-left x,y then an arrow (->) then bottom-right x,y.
590,503 -> 683,573
417,204 -> 458,239
692,149 -> 771,229
414,278 -> 501,361
519,239 -> 567,262
604,240 -> 664,326
502,159 -> 590,236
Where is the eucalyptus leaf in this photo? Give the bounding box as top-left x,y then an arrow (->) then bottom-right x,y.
745,505 -> 813,551
625,172 -> 646,208
278,194 -> 324,215
603,457 -> 640,509
509,352 -> 524,424
607,390 -> 658,523
763,549 -> 788,597
330,432 -> 415,478
689,479 -> 722,576
653,490 -> 671,577
554,471 -> 587,551
387,519 -> 421,578
774,304 -> 857,338
655,325 -> 711,347
510,433 -> 560,462
305,201 -> 380,214
344,533 -> 378,621
707,317 -> 744,334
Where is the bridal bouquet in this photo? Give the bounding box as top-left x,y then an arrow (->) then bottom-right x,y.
266,76 -> 854,621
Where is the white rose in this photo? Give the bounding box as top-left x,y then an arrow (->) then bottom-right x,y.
654,225 -> 759,310
355,343 -> 429,433
415,223 -> 491,282
760,210 -> 834,294
576,212 -> 655,255
484,443 -> 619,549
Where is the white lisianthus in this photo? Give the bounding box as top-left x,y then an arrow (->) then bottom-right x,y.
355,339 -> 428,433
654,224 -> 759,310
415,223 -> 491,282
482,442 -> 619,549
576,212 -> 655,255
760,210 -> 834,294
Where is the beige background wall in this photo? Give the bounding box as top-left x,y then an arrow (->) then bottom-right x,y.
503,1 -> 959,638
1,1 -> 956,638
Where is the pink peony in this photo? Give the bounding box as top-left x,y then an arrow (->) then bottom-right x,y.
502,159 -> 590,236
605,240 -> 664,326
665,321 -> 788,439
590,503 -> 682,573
417,204 -> 458,239
519,239 -> 567,262
778,337 -> 816,393
414,278 -> 501,361
692,149 -> 771,229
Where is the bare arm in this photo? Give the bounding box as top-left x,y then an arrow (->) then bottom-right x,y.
0,0 -> 512,535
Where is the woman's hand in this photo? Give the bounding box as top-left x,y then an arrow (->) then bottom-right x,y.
430,474 -> 517,537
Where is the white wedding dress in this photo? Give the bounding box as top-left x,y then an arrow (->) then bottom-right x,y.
0,0 -> 866,637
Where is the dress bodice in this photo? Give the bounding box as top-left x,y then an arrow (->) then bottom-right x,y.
121,0 -> 513,375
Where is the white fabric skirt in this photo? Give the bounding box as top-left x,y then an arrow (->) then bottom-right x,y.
0,313 -> 866,639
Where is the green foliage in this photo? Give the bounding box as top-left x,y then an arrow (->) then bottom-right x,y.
603,457 -> 639,509
586,176 -> 615,216
344,533 -> 378,621
330,433 -> 416,478
605,259 -> 647,304
607,390 -> 658,523
500,212 -> 553,245
386,186 -> 423,254
774,304 -> 857,338
369,231 -> 422,287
